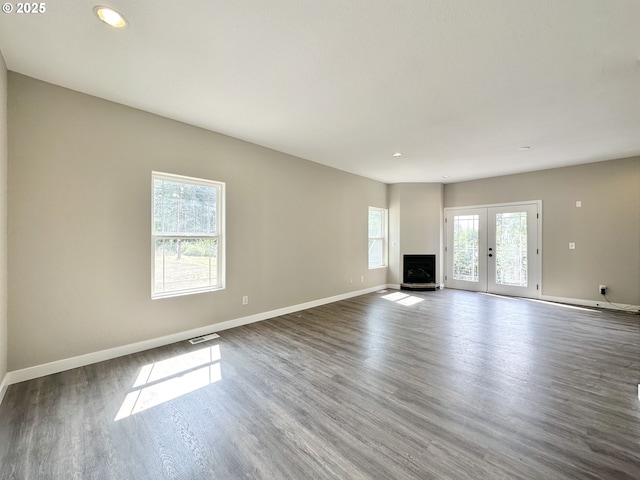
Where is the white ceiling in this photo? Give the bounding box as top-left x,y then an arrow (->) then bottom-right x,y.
1,1 -> 639,184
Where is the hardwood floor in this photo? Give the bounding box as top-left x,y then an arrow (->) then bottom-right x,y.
1,289 -> 639,479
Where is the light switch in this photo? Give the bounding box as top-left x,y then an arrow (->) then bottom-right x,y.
569,242 -> 576,250
576,201 -> 582,208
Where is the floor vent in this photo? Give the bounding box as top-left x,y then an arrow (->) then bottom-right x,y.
188,333 -> 220,345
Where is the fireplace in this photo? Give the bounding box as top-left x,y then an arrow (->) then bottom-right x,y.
401,254 -> 438,291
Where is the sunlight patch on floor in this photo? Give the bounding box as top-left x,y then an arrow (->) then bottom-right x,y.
480,293 -> 520,300
481,293 -> 600,312
524,298 -> 600,312
381,291 -> 424,306
115,345 -> 222,421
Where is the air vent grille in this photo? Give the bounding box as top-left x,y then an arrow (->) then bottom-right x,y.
188,333 -> 220,345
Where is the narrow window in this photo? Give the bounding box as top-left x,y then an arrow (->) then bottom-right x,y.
152,172 -> 225,298
368,207 -> 387,269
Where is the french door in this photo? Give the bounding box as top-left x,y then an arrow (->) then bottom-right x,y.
445,202 -> 540,298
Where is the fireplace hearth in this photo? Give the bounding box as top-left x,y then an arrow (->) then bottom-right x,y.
401,254 -> 438,291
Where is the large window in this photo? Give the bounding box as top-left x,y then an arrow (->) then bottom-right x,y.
152,172 -> 225,298
368,206 -> 387,269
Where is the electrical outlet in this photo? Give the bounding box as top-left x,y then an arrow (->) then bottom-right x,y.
349,278 -> 353,285
360,275 -> 364,283
599,285 -> 606,295
242,295 -> 249,305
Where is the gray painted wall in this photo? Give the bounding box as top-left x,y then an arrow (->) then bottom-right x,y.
388,183 -> 443,286
444,158 -> 640,305
8,74 -> 387,371
0,52 -> 7,384
6,72 -> 639,374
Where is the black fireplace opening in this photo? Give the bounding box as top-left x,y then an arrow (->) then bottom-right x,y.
403,254 -> 436,285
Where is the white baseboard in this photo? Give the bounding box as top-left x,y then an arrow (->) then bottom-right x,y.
0,373 -> 8,404
2,285 -> 389,391
540,294 -> 640,313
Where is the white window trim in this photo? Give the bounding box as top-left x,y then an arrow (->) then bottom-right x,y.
151,171 -> 225,299
368,206 -> 388,269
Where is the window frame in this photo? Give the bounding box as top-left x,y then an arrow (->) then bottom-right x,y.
151,171 -> 225,299
368,206 -> 388,269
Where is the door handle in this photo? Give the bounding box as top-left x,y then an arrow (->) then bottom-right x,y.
488,247 -> 493,258
488,253 -> 493,257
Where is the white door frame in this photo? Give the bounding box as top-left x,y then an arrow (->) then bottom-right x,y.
444,200 -> 542,299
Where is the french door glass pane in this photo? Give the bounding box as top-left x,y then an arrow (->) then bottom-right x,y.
495,212 -> 527,287
453,215 -> 479,282
154,238 -> 218,294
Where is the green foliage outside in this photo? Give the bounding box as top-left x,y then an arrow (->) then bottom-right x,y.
495,213 -> 527,286
153,177 -> 220,295
453,216 -> 479,281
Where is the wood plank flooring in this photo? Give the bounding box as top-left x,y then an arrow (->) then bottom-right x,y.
1,289 -> 639,479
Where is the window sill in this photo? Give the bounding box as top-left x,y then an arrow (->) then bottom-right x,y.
152,286 -> 225,300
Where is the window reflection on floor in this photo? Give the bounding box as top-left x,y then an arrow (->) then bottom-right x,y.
115,345 -> 222,421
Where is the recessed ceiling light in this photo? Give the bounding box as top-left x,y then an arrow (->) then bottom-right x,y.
94,6 -> 128,29
392,152 -> 403,157
518,146 -> 531,151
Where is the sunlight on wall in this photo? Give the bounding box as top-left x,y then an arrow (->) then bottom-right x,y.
115,345 -> 222,421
